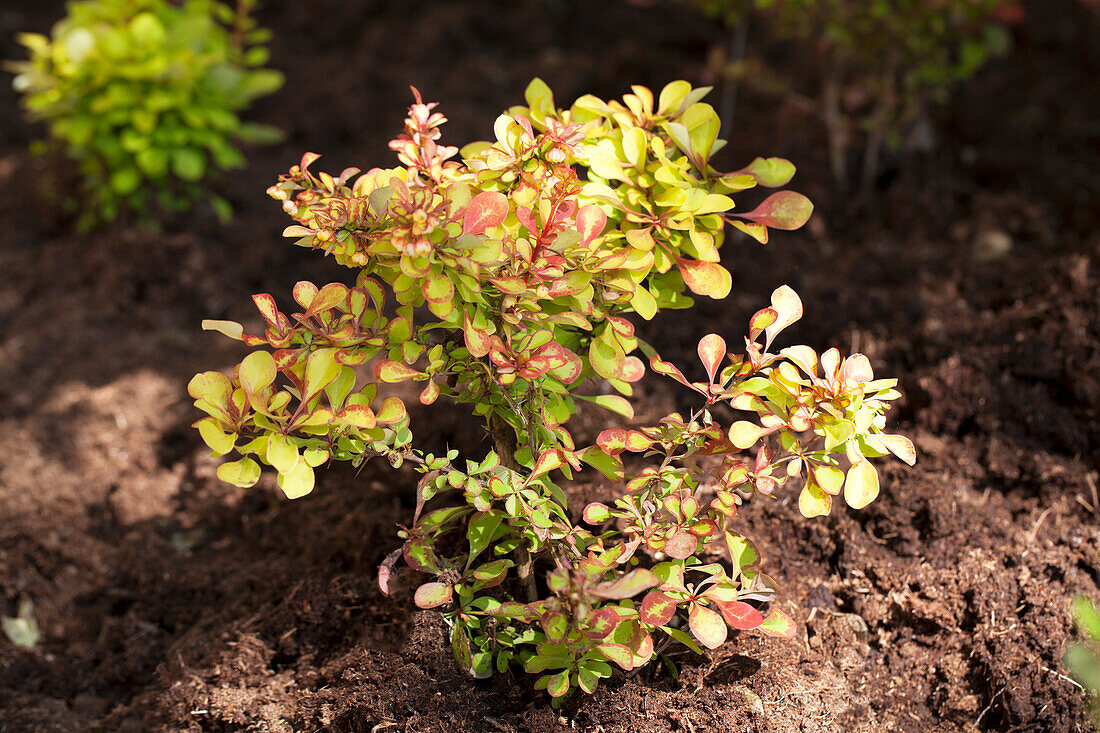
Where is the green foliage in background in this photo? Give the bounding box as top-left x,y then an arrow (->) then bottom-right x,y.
9,0 -> 283,228
1068,596 -> 1100,728
691,0 -> 1019,184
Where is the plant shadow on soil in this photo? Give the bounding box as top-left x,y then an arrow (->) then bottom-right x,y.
2,0 -> 1100,731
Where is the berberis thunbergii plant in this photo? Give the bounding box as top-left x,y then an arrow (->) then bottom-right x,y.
9,0 -> 283,228
190,79 -> 915,700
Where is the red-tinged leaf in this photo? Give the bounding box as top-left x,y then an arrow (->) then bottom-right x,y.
596,642 -> 635,671
252,293 -> 281,327
546,670 -> 570,697
880,434 -> 917,466
376,548 -> 401,596
697,333 -> 726,382
731,219 -> 769,244
375,360 -> 421,383
283,225 -> 314,238
748,307 -> 777,340
422,272 -> 454,305
650,357 -> 692,388
307,282 -> 348,315
738,191 -> 813,231
640,591 -> 678,626
403,538 -> 442,573
374,397 -> 407,424
338,404 -> 376,429
490,276 -> 527,294
463,314 -> 492,358
577,204 -> 607,245
585,607 -> 620,639
677,258 -> 732,299
550,347 -> 583,384
596,428 -> 628,456
529,449 -> 566,481
491,602 -> 540,623
688,604 -> 727,649
335,348 -> 371,366
622,430 -> 654,452
299,151 -> 321,171
620,356 -> 645,382
201,319 -> 244,341
759,609 -> 796,638
735,157 -> 796,187
419,380 -> 440,405
664,529 -> 697,560
516,206 -> 538,236
712,599 -> 763,630
764,285 -> 803,346
583,502 -> 612,524
547,271 -> 591,297
292,281 -> 319,309
607,316 -> 634,339
841,353 -> 874,385
542,612 -> 569,643
463,190 -> 508,234
414,582 -> 453,609
593,569 -> 659,600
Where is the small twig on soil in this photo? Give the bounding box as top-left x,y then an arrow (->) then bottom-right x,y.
1041,665 -> 1084,691
975,685 -> 1006,727
1087,472 -> 1099,518
1026,506 -> 1054,545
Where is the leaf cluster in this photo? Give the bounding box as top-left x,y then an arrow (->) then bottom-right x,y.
1068,596 -> 1100,729
9,0 -> 283,227
192,80 -> 911,701
691,0 -> 1018,170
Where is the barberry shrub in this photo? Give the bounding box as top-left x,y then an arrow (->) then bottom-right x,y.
1069,597 -> 1100,728
190,79 -> 914,699
690,0 -> 1019,186
9,0 -> 283,228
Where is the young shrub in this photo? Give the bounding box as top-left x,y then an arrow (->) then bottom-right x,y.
690,0 -> 1020,186
1068,597 -> 1100,728
8,0 -> 283,228
191,79 -> 913,700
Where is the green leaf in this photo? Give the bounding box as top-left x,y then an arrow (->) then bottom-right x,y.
196,417 -> 235,455
217,458 -> 261,488
277,459 -> 315,499
239,351 -> 277,395
171,148 -> 206,182
110,168 -> 141,195
467,511 -> 504,567
1,599 -> 40,648
737,157 -> 796,187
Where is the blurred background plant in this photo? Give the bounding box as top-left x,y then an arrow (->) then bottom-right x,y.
1068,596 -> 1100,729
8,0 -> 283,229
687,0 -> 1022,189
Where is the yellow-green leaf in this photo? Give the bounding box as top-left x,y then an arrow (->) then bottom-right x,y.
217,458 -> 261,488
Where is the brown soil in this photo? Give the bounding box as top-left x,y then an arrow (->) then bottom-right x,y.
2,1 -> 1099,731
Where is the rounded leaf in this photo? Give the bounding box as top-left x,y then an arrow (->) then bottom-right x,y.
843,460 -> 880,509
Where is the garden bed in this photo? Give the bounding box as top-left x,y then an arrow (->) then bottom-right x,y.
1,0 -> 1098,730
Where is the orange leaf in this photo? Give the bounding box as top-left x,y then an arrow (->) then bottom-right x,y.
463,190 -> 508,235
